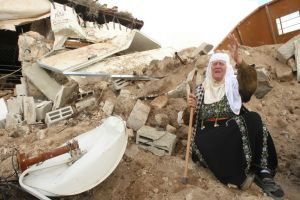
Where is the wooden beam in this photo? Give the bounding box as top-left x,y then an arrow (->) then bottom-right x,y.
265,5 -> 277,44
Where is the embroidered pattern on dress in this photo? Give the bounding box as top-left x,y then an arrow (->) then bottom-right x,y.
261,123 -> 269,169
190,85 -> 206,165
201,96 -> 235,120
232,115 -> 252,175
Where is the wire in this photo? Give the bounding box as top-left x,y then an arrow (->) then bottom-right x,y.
0,68 -> 22,80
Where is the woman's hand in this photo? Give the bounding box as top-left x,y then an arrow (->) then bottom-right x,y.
188,94 -> 196,109
228,34 -> 243,65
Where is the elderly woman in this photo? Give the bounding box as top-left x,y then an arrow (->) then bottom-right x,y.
187,37 -> 284,199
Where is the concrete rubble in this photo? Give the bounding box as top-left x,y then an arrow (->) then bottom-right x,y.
1,2 -> 300,199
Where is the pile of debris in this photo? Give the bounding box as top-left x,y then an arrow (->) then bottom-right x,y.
1,1 -> 300,199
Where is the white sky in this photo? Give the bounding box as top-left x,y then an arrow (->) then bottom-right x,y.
102,0 -> 271,51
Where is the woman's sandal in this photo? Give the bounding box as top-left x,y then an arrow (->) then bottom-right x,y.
254,173 -> 284,200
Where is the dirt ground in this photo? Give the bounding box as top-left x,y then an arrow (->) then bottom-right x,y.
0,45 -> 300,200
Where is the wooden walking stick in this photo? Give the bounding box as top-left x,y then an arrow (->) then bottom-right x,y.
181,69 -> 197,184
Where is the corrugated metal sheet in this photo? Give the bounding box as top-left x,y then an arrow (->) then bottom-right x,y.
217,0 -> 300,50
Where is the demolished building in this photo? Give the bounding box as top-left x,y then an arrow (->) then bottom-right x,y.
0,0 -> 300,199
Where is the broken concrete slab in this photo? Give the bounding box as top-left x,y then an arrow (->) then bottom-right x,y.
45,106 -> 74,127
75,97 -> 96,111
150,95 -> 168,109
102,100 -> 114,116
22,62 -> 61,101
23,97 -> 36,124
0,98 -> 8,129
36,101 -> 53,122
127,100 -> 150,131
136,126 -> 177,156
38,30 -> 162,72
15,83 -> 27,96
7,97 -> 22,115
277,34 -> 300,63
254,68 -> 273,99
53,81 -> 78,110
295,39 -> 300,82
192,42 -> 214,57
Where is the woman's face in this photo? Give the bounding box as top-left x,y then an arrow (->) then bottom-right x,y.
211,60 -> 227,81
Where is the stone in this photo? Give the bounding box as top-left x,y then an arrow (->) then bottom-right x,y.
23,97 -> 36,124
277,34 -> 300,63
275,64 -> 293,82
166,124 -> 176,133
155,114 -> 169,127
295,39 -> 300,81
127,100 -> 151,131
36,101 -> 53,121
23,62 -> 61,101
150,95 -> 168,109
254,68 -> 272,99
75,97 -> 96,111
102,100 -> 114,115
136,126 -> 177,156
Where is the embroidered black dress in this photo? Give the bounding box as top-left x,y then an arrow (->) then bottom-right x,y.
190,85 -> 278,187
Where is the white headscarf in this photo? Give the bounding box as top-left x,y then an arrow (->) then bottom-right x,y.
203,53 -> 241,114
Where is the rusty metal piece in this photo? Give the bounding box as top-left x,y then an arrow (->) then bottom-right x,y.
17,140 -> 79,172
175,52 -> 187,65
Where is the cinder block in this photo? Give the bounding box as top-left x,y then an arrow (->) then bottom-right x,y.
45,106 -> 73,127
75,97 -> 96,111
77,90 -> 95,102
136,126 -> 177,156
36,101 -> 53,121
113,79 -> 129,91
23,97 -> 36,124
15,83 -> 27,96
127,100 -> 150,131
